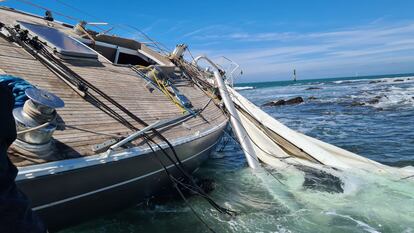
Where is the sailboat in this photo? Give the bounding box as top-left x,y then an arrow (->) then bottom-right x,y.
2,4 -> 413,232
0,6 -> 228,230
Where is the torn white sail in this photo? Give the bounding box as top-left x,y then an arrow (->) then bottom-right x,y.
228,87 -> 414,179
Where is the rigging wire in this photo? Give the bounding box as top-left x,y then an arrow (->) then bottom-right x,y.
50,0 -> 172,53
4,20 -> 237,221
145,140 -> 217,233
215,81 -> 333,172
173,60 -> 308,185
213,74 -> 399,180
11,0 -> 105,31
13,0 -> 80,21
16,0 -> 410,181
173,60 -> 289,185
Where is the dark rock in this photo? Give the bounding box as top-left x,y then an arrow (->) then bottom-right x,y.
369,80 -> 382,84
394,79 -> 404,82
286,97 -> 304,105
366,95 -> 382,104
262,99 -> 286,106
351,101 -> 365,106
305,87 -> 322,90
274,100 -> 287,105
263,97 -> 304,106
308,96 -> 318,100
367,98 -> 380,104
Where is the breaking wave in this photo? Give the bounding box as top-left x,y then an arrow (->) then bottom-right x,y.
234,86 -> 255,91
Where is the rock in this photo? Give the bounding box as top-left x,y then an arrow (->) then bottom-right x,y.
286,97 -> 304,105
262,97 -> 304,106
308,96 -> 318,100
262,99 -> 286,106
394,79 -> 404,82
305,87 -> 322,90
369,80 -> 382,84
367,98 -> 380,104
351,101 -> 365,106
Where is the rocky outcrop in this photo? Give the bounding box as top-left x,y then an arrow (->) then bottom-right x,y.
350,95 -> 384,106
351,101 -> 365,106
366,96 -> 382,104
263,97 -> 304,106
286,97 -> 304,104
263,100 -> 285,106
369,80 -> 383,84
305,87 -> 322,90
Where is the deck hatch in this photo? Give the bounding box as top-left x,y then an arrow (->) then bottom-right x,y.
18,21 -> 98,59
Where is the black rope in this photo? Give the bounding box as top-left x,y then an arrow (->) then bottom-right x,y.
145,141 -> 217,233
144,134 -> 237,216
5,22 -> 237,218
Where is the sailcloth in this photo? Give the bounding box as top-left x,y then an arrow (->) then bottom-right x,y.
228,87 -> 414,179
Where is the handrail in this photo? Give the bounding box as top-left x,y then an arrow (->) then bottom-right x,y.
192,55 -> 224,73
105,112 -> 194,156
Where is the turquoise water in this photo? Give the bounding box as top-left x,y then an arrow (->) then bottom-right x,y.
61,74 -> 414,233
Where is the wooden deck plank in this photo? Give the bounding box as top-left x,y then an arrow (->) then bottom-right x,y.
0,11 -> 227,167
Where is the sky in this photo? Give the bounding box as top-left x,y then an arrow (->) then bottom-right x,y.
2,0 -> 414,82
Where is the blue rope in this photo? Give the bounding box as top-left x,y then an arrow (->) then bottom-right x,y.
0,75 -> 34,108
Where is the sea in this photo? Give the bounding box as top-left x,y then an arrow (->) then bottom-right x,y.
61,73 -> 414,233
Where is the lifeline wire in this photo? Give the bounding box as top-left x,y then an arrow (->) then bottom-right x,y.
4,22 -> 235,218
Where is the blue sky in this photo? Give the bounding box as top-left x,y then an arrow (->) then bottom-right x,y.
3,0 -> 414,82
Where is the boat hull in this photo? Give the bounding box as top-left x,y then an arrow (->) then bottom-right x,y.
16,124 -> 226,231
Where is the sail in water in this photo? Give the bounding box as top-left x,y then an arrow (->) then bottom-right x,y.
227,86 -> 414,180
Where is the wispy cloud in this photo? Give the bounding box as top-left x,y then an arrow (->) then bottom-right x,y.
182,21 -> 414,81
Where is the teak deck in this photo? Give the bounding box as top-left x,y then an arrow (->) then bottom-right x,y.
0,8 -> 227,167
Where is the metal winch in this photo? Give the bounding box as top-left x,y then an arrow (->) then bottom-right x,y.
13,88 -> 64,159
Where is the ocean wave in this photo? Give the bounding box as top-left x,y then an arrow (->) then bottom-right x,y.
234,86 -> 255,91
368,87 -> 414,109
333,80 -> 356,84
333,76 -> 414,85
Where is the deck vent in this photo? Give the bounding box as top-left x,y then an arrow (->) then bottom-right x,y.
13,88 -> 64,160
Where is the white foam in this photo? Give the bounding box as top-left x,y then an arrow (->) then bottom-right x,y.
325,211 -> 381,233
332,76 -> 414,85
234,86 -> 255,91
366,86 -> 414,108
